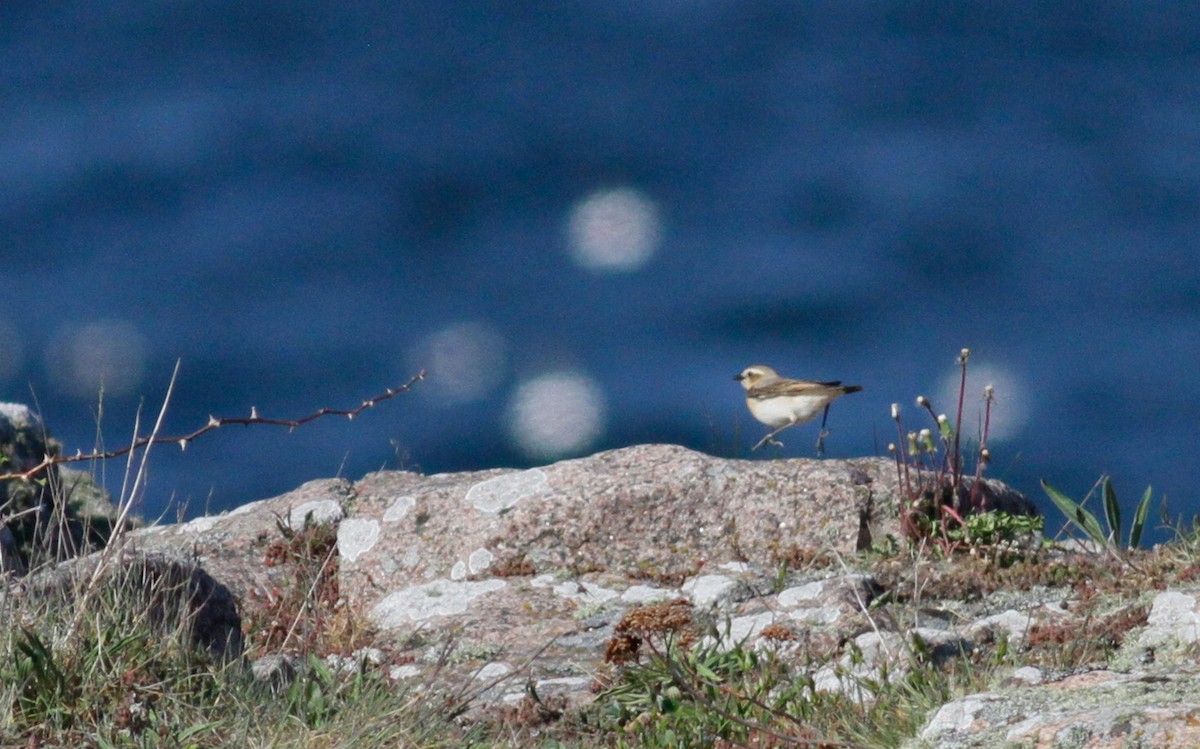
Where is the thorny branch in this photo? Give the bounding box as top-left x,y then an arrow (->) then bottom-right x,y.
0,370 -> 426,483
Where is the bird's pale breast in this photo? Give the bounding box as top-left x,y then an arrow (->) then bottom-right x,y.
746,393 -> 830,427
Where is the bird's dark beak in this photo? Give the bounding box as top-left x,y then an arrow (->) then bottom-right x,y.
733,374 -> 743,381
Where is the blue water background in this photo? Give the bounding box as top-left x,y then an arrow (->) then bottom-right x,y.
3,2 -> 1198,541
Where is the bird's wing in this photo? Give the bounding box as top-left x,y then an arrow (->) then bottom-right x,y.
749,378 -> 844,399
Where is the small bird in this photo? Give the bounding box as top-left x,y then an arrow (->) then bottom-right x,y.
734,365 -> 862,453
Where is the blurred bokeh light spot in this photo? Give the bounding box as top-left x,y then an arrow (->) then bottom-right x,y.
411,321 -> 508,403
566,187 -> 662,273
45,320 -> 149,399
507,370 -> 607,460
0,319 -> 24,382
937,363 -> 1030,443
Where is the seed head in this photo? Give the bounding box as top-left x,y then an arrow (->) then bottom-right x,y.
937,413 -> 954,439
919,428 -> 937,452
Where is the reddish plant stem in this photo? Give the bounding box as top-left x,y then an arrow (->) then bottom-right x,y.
0,371 -> 426,482
952,355 -> 968,492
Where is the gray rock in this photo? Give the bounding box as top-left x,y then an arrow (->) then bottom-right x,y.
36,443 -> 1039,713
0,403 -> 62,566
326,446 -> 913,692
340,445 -> 901,607
0,403 -> 123,570
128,476 -> 355,605
1114,588 -> 1200,670
251,654 -> 300,692
909,669 -> 1200,749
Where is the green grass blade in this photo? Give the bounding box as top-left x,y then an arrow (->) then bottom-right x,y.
176,720 -> 225,742
1041,479 -> 1108,545
1102,476 -> 1120,544
693,661 -> 720,682
1128,485 -> 1153,549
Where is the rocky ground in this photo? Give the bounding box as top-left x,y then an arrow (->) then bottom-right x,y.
5,401 -> 1200,748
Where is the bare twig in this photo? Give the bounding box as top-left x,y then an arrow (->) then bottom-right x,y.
0,371 -> 427,483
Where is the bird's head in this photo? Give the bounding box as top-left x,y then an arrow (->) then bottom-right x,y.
734,365 -> 777,390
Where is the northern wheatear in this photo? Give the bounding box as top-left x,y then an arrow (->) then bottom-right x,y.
734,365 -> 862,452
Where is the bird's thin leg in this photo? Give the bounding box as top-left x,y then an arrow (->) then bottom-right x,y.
752,421 -> 795,452
814,404 -> 832,457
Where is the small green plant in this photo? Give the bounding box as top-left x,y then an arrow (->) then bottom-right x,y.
284,655 -> 373,728
925,511 -> 1045,565
10,628 -> 78,730
960,511 -> 1044,543
1041,475 -> 1154,551
889,348 -> 1008,554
